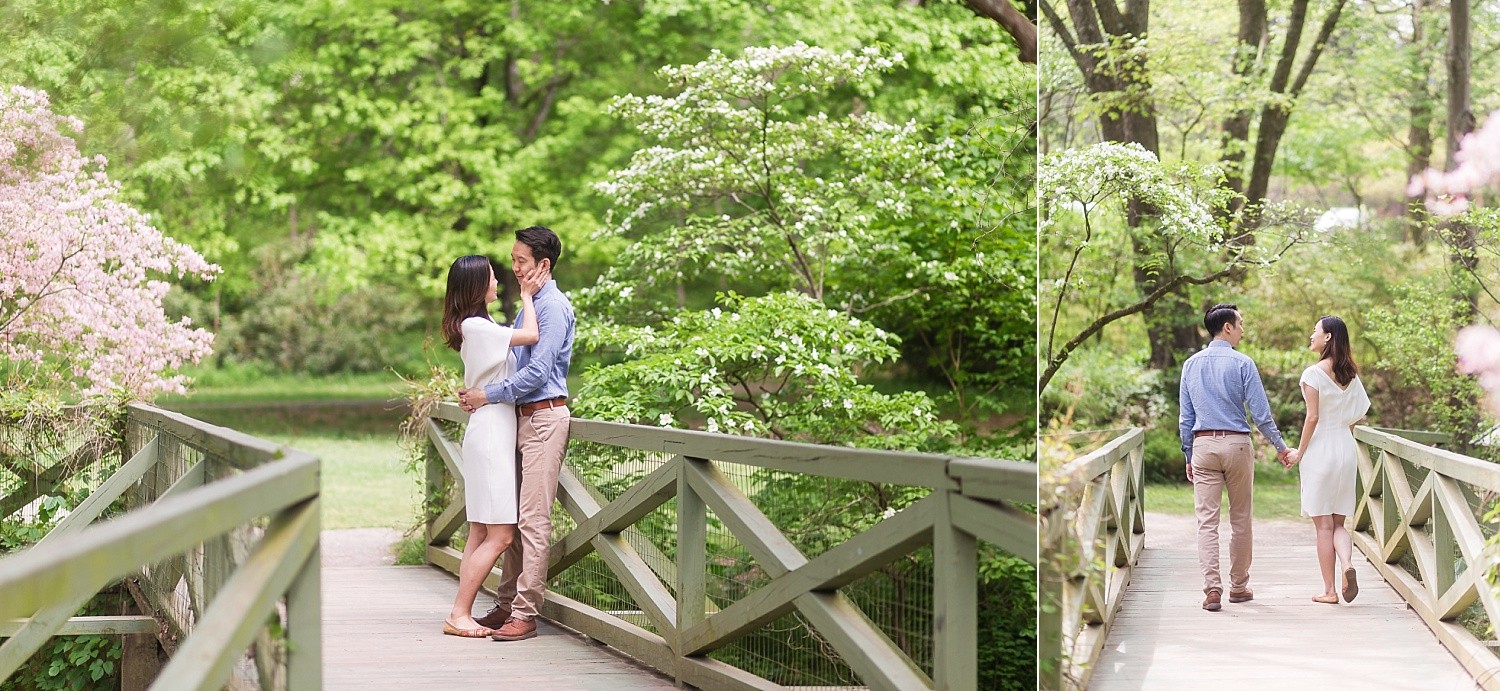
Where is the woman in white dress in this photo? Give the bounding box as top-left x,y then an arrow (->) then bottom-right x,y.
438,254 -> 548,637
1286,316 -> 1370,605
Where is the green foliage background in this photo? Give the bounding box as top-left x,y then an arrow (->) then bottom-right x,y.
3,1 -> 1036,689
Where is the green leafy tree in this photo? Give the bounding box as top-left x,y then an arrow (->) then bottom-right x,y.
575,291 -> 956,451
1367,281 -> 1487,453
580,43 -> 953,316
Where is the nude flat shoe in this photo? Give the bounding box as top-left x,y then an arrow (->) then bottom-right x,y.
1342,567 -> 1358,603
1312,593 -> 1339,604
443,620 -> 493,638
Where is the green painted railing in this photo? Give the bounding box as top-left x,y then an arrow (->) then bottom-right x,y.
1037,428 -> 1145,691
422,402 -> 1035,691
1352,426 -> 1500,690
0,403 -> 321,690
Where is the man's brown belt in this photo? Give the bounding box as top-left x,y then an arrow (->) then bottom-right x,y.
1194,430 -> 1248,438
518,397 -> 567,416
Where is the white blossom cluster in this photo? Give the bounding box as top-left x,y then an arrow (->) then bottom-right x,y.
1039,141 -> 1221,242
586,44 -> 952,312
573,292 -> 954,448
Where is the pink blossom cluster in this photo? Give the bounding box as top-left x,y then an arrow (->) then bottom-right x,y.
1408,110 -> 1500,215
1456,326 -> 1500,414
0,86 -> 219,399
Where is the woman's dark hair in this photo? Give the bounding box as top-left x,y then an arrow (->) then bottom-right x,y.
1319,315 -> 1359,386
1204,303 -> 1239,337
516,225 -> 562,269
442,255 -> 494,351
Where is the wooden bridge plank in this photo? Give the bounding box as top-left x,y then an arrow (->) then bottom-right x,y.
0,616 -> 156,637
322,564 -> 676,689
1090,514 -> 1474,690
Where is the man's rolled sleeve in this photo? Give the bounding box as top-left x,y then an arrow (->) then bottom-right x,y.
1179,369 -> 1196,463
484,301 -> 563,405
1244,361 -> 1287,452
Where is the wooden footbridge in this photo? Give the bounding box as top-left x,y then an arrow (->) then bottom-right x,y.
1041,427 -> 1500,690
0,403 -> 1036,690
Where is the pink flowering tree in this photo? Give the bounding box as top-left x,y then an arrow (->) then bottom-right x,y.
0,86 -> 218,400
1409,110 -> 1500,414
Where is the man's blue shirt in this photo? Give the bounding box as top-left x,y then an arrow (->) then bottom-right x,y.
1178,339 -> 1286,462
483,280 -> 574,405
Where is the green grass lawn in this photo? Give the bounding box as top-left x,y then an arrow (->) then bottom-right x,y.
264,434 -> 416,530
1145,464 -> 1305,520
160,368 -> 406,404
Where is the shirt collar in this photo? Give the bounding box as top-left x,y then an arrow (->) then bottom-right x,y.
1208,338 -> 1234,349
536,280 -> 559,298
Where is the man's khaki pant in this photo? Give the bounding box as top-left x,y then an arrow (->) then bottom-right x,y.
493,406 -> 570,620
1191,434 -> 1254,594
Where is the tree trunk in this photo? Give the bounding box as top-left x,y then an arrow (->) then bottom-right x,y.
1405,0 -> 1434,246
1447,0 -> 1477,315
1048,0 -> 1185,369
1220,0 -> 1267,207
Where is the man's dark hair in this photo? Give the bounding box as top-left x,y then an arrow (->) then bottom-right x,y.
515,225 -> 562,269
1204,303 -> 1239,336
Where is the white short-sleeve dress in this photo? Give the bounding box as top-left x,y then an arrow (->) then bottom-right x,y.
1298,365 -> 1371,517
459,317 -> 519,525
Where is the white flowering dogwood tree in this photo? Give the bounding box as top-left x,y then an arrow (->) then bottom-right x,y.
574,291 -> 956,451
1039,141 -> 1307,392
579,42 -> 955,320
572,44 -> 962,452
0,86 -> 218,401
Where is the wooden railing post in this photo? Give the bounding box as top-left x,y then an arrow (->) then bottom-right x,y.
0,405 -> 321,690
1039,427 -> 1147,690
676,457 -> 707,666
425,432 -> 444,546
933,491 -> 977,691
1350,426 -> 1500,689
287,499 -> 323,691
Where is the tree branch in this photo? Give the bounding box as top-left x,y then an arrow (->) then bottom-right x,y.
1289,0 -> 1349,98
966,0 -> 1038,62
1039,265 -> 1238,392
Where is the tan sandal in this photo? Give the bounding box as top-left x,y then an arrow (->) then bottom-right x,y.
1342,567 -> 1359,603
443,620 -> 493,638
1312,593 -> 1339,604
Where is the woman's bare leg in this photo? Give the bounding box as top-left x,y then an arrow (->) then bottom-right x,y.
449,523 -> 516,627
1311,515 -> 1338,601
1332,513 -> 1353,572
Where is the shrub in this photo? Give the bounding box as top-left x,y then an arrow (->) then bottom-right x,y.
1041,346 -> 1162,429
217,240 -> 427,375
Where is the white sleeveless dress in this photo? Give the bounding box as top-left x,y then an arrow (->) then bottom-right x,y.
1298,365 -> 1371,517
459,317 -> 519,525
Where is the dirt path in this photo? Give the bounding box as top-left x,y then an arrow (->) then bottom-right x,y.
319,528 -> 404,568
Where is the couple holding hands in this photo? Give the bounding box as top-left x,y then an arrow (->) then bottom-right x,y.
1179,303 -> 1371,611
436,226 -> 576,641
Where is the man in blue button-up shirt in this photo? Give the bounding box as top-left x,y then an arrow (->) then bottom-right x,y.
1179,303 -> 1293,612
458,226 -> 575,640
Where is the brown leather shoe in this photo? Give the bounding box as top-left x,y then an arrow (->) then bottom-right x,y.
474,606 -> 511,629
1202,588 -> 1222,611
1228,588 -> 1254,603
490,617 -> 537,641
